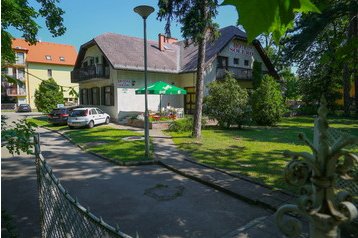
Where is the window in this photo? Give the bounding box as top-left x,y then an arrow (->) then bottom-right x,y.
90,58 -> 94,65
96,108 -> 104,114
91,87 -> 100,105
47,69 -> 52,78
17,68 -> 25,80
16,52 -> 25,64
101,86 -> 114,106
233,58 -> 239,65
81,89 -> 88,105
91,109 -> 97,115
45,55 -> 52,60
59,56 -> 65,61
95,57 -> 99,63
217,56 -> 228,69
83,62 -> 88,67
244,60 -> 249,66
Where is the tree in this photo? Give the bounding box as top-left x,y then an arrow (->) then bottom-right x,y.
35,78 -> 64,113
204,73 -> 249,129
282,0 -> 357,115
281,68 -> 301,101
1,0 -> 66,155
1,0 -> 66,64
252,61 -> 263,89
158,0 -> 220,138
252,75 -> 285,126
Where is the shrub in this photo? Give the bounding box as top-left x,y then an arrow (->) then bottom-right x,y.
34,78 -> 64,113
168,117 -> 207,132
251,75 -> 285,126
204,74 -> 250,129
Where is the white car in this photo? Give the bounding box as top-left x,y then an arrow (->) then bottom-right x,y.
67,107 -> 110,129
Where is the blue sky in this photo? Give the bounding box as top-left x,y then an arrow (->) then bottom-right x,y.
9,0 -> 239,51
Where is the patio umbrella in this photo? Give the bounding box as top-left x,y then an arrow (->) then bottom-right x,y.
135,81 -> 187,112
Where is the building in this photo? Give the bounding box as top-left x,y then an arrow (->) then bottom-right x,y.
71,26 -> 278,121
2,39 -> 78,108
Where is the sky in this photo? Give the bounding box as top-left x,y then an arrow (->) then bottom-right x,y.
8,0 -> 239,51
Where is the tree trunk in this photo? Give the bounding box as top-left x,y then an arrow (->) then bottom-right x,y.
350,9 -> 358,114
193,37 -> 206,138
343,65 -> 351,116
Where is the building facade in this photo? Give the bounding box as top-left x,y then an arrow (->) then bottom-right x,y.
71,26 -> 278,121
2,39 -> 78,108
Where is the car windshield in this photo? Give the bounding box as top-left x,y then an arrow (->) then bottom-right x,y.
20,104 -> 29,107
70,110 -> 87,117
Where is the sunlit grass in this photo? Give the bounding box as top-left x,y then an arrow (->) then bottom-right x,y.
28,117 -> 150,161
168,116 -> 358,192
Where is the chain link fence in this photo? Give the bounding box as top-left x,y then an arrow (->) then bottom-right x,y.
34,134 -> 132,238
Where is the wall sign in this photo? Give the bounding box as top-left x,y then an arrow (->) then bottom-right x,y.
116,80 -> 136,88
229,41 -> 254,56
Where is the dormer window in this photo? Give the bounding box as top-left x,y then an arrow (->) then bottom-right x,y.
45,55 -> 52,60
59,56 -> 65,61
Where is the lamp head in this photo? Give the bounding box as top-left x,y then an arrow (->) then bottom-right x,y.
134,5 -> 155,19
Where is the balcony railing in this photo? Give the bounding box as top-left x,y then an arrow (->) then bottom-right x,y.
7,87 -> 26,96
71,64 -> 110,82
216,67 -> 253,80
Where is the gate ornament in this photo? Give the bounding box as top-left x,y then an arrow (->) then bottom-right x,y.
275,97 -> 358,238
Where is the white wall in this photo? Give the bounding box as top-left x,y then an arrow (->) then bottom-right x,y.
219,39 -> 268,71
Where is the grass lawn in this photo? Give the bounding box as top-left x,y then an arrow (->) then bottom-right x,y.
168,116 -> 358,192
27,116 -> 150,161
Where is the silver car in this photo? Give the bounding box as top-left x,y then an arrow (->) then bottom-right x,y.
67,107 -> 110,129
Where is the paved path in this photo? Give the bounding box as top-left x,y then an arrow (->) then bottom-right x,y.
2,120 -> 274,237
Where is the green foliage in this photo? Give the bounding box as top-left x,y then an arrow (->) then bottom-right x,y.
1,116 -> 36,155
281,68 -> 301,100
222,0 -> 320,42
168,117 -> 207,132
34,78 -> 64,113
252,75 -> 285,125
298,66 -> 341,112
252,61 -> 263,89
204,74 -> 250,128
157,0 -> 220,43
1,0 -> 66,64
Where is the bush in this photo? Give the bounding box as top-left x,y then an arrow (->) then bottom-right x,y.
204,74 -> 250,129
168,117 -> 207,132
251,75 -> 285,126
34,78 -> 64,113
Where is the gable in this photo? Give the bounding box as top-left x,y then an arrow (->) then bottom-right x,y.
218,39 -> 268,71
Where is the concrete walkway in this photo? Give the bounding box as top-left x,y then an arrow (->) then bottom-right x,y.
111,124 -> 294,211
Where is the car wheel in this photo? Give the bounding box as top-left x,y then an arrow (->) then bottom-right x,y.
88,120 -> 94,128
105,117 -> 110,124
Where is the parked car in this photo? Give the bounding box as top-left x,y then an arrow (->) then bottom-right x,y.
48,107 -> 78,125
67,107 -> 110,129
17,104 -> 32,112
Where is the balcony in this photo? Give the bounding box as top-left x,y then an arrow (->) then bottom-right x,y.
71,64 -> 110,82
216,67 -> 253,80
7,87 -> 26,96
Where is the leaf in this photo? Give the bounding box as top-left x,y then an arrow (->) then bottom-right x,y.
222,0 -> 320,42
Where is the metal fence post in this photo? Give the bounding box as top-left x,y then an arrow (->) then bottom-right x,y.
275,97 -> 358,238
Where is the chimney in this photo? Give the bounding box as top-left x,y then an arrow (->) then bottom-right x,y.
158,34 -> 178,51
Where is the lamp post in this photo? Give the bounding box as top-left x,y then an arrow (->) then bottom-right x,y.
134,5 -> 154,159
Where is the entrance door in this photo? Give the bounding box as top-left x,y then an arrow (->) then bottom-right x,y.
184,87 -> 196,114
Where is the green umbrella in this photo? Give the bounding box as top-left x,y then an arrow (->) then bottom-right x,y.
135,81 -> 187,95
135,81 -> 187,112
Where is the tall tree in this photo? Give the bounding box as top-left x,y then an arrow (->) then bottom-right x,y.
1,0 -> 66,64
282,0 -> 358,114
158,0 -> 219,138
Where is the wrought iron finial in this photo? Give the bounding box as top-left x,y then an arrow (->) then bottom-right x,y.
275,96 -> 358,238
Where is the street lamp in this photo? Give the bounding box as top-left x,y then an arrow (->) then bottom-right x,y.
134,5 -> 154,159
